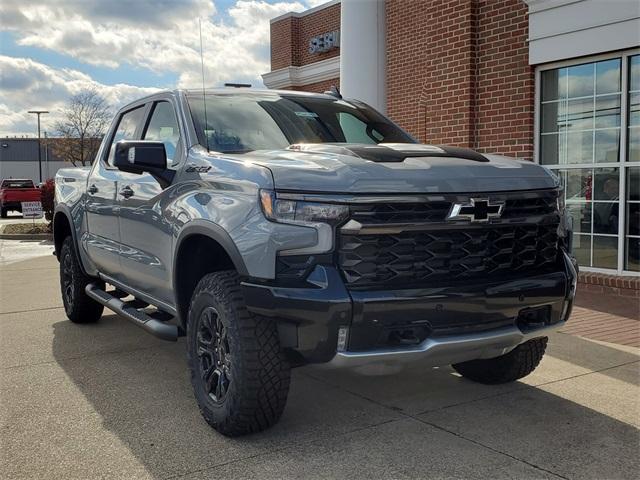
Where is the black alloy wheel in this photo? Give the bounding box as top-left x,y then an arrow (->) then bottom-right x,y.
196,306 -> 232,403
61,250 -> 75,308
58,236 -> 104,323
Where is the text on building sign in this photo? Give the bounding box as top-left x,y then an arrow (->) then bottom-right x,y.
309,30 -> 340,54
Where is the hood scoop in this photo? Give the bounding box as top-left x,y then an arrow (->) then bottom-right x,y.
287,143 -> 489,163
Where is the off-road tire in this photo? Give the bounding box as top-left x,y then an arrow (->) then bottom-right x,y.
59,236 -> 104,323
187,270 -> 291,436
452,337 -> 548,384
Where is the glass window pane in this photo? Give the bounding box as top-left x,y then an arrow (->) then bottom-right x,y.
573,234 -> 591,267
143,102 -> 180,164
629,127 -> 640,162
594,129 -> 620,163
566,131 -> 593,164
567,98 -> 594,130
627,203 -> 640,236
626,238 -> 640,272
568,63 -> 594,98
596,59 -> 621,95
592,235 -> 618,269
540,133 -> 565,165
595,94 -> 620,128
593,168 -> 620,200
541,102 -> 566,133
593,202 -> 619,234
630,55 -> 640,92
107,106 -> 145,166
629,93 -> 640,126
566,168 -> 592,200
627,167 -> 640,201
542,68 -> 567,101
567,202 -> 592,235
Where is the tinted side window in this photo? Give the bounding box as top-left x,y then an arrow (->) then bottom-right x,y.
107,106 -> 145,166
143,101 -> 180,164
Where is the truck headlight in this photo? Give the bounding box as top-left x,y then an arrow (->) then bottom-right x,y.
260,190 -> 349,226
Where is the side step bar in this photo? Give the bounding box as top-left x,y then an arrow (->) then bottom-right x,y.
85,283 -> 179,341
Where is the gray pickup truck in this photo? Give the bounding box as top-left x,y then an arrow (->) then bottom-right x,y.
54,88 -> 577,436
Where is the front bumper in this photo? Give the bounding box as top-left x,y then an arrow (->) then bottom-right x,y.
242,250 -> 577,367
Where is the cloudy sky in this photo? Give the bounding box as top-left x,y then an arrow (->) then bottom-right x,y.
0,0 -> 325,136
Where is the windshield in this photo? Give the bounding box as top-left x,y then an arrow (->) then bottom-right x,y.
187,93 -> 415,153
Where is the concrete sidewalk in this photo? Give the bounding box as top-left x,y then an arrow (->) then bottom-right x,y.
1,251 -> 639,479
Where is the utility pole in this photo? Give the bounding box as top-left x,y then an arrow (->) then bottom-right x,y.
44,131 -> 49,180
28,110 -> 49,183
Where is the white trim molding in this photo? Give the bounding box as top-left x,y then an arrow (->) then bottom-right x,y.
262,56 -> 340,89
524,0 -> 640,65
270,0 -> 340,24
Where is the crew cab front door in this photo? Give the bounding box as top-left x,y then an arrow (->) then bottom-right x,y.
117,99 -> 183,306
85,105 -> 146,278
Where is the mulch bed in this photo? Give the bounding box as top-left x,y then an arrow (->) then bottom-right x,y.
2,223 -> 51,235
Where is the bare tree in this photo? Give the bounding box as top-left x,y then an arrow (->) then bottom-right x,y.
53,89 -> 111,166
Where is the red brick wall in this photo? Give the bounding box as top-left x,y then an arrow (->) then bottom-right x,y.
271,17 -> 297,70
386,0 -> 534,159
270,3 -> 341,71
474,0 -> 534,159
387,0 -> 475,147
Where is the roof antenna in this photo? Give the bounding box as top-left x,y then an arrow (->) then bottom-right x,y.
324,85 -> 342,99
199,18 -> 210,152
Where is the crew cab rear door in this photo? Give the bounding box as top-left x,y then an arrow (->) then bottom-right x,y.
85,105 -> 147,277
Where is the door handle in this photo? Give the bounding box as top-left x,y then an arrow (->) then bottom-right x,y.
88,184 -> 98,194
119,186 -> 134,198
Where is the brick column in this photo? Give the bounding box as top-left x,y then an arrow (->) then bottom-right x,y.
386,0 -> 534,159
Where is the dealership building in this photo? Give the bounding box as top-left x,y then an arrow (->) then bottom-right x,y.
263,0 -> 640,286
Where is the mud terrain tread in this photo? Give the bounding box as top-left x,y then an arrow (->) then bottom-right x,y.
59,236 -> 104,323
187,270 -> 291,436
452,337 -> 548,384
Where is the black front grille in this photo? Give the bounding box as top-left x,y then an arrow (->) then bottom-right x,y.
350,202 -> 452,225
504,195 -> 558,218
338,223 -> 559,289
348,191 -> 559,225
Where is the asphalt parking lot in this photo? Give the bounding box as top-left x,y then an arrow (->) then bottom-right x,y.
1,239 -> 639,479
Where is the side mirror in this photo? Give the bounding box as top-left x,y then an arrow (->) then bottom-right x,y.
113,140 -> 167,174
113,140 -> 174,188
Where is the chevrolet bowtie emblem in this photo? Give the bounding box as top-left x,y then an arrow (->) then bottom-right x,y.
447,198 -> 504,222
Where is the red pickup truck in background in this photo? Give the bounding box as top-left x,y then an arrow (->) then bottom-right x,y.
0,179 -> 41,218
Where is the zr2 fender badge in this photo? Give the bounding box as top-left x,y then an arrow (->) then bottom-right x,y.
186,164 -> 212,173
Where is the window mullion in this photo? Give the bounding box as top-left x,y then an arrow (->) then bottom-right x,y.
618,53 -> 630,273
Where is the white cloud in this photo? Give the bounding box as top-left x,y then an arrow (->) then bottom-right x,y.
0,0 -> 321,135
1,0 -> 306,88
0,56 -> 159,136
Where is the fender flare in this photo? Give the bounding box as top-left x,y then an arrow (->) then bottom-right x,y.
172,220 -> 249,287
53,205 -> 90,276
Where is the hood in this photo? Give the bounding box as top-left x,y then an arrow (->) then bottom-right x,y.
243,143 -> 558,194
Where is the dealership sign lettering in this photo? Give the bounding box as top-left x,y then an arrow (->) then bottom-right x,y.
309,30 -> 340,54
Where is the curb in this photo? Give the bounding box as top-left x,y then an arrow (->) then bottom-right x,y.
0,233 -> 53,240
0,224 -> 52,241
